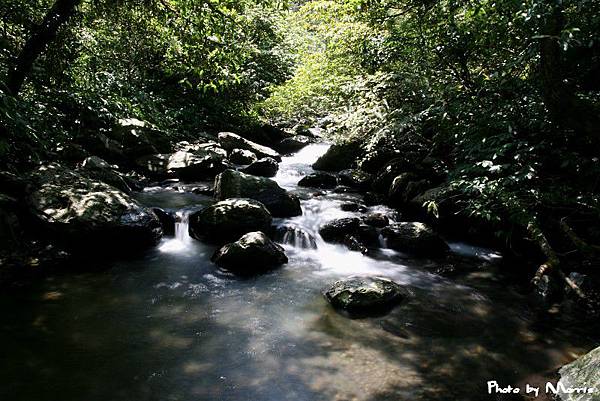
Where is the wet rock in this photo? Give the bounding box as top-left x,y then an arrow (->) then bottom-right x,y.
319,218 -> 361,243
275,224 -> 318,249
340,202 -> 366,213
191,184 -> 214,196
242,157 -> 279,178
211,231 -> 288,274
298,172 -> 338,189
362,212 -> 389,228
80,156 -> 132,193
25,164 -> 162,252
188,198 -> 272,243
312,141 -> 362,172
218,132 -> 281,161
152,208 -> 176,236
277,135 -> 312,153
214,170 -> 301,217
381,222 -> 449,256
229,149 -> 257,165
337,169 -> 373,192
557,345 -> 600,401
357,224 -> 380,247
343,235 -> 368,254
324,276 -> 406,315
388,173 -> 418,205
372,158 -> 414,192
135,153 -> 171,179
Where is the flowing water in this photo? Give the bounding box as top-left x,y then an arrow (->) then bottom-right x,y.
1,144 -> 598,401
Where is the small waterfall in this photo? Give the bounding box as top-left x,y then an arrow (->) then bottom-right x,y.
275,224 -> 318,249
159,209 -> 193,253
175,210 -> 191,243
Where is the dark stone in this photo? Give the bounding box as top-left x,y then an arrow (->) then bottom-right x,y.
319,218 -> 361,243
324,276 -> 406,315
381,222 -> 449,256
343,235 -> 368,254
189,198 -> 272,244
152,208 -> 176,236
372,158 -> 414,192
211,231 -> 288,274
242,157 -> 279,178
214,170 -> 301,217
337,169 -> 373,192
312,141 -> 362,172
298,172 -> 338,189
277,135 -> 312,153
340,202 -> 366,213
229,149 -> 257,165
333,185 -> 354,193
388,173 -> 418,205
362,212 -> 389,228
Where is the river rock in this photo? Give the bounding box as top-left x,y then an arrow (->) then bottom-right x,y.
214,170 -> 301,217
362,212 -> 389,228
211,231 -> 288,274
80,156 -> 132,193
324,276 -> 406,315
229,149 -> 257,165
340,202 -> 367,213
218,132 -> 281,161
381,222 -> 449,256
25,164 -> 162,252
188,198 -> 272,243
557,346 -> 600,401
372,158 -> 414,192
276,135 -> 312,153
167,148 -> 229,181
242,157 -> 279,177
312,141 -> 362,172
337,169 -> 373,192
109,118 -> 172,158
152,207 -> 176,236
298,172 -> 338,189
319,218 -> 361,243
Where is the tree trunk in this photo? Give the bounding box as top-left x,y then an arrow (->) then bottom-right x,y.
5,0 -> 82,96
539,4 -> 600,141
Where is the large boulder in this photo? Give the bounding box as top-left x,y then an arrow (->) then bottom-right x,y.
337,169 -> 373,192
188,198 -> 272,243
381,222 -> 449,256
229,149 -> 257,165
319,218 -> 361,243
324,276 -> 406,315
298,172 -> 338,189
218,132 -> 281,161
211,231 -> 288,274
557,346 -> 600,401
242,157 -> 279,178
167,148 -> 229,181
108,118 -> 172,158
80,156 -> 132,193
214,170 -> 301,217
312,141 -> 362,172
276,135 -> 312,153
25,164 -> 162,252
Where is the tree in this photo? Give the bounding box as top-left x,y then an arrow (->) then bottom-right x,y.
5,0 -> 82,96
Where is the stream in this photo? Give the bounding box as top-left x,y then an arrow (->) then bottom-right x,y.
1,144 -> 598,401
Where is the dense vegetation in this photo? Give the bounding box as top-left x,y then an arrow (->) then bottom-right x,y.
2,0 -> 600,297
